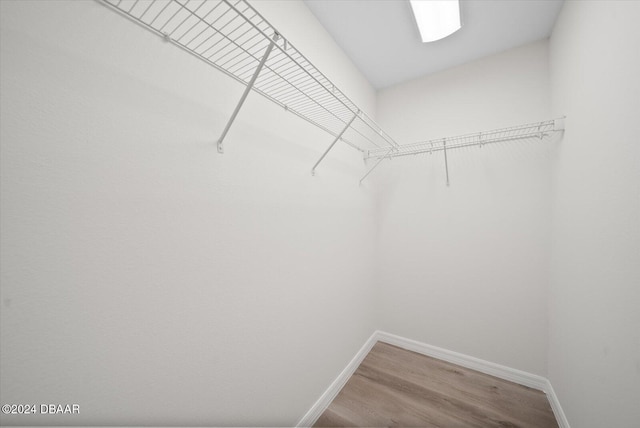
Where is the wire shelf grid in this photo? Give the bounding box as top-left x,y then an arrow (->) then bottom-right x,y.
101,0 -> 398,153
100,0 -> 565,183
365,119 -> 563,160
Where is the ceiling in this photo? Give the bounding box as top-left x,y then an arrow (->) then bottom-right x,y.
304,0 -> 564,89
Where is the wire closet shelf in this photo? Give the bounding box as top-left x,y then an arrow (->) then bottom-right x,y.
100,0 -> 399,156
359,118 -> 564,184
100,0 -> 564,184
365,119 -> 564,160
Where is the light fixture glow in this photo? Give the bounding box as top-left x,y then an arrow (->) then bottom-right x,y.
409,0 -> 461,43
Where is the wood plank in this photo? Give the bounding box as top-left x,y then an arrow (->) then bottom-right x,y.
314,342 -> 558,428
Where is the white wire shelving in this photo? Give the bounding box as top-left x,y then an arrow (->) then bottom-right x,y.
360,118 -> 565,185
99,0 -> 398,174
99,0 -> 565,185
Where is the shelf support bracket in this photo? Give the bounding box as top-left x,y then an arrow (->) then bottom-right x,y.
359,148 -> 393,185
443,139 -> 450,186
217,33 -> 279,154
311,112 -> 358,175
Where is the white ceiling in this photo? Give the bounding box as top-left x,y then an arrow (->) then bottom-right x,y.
304,0 -> 564,89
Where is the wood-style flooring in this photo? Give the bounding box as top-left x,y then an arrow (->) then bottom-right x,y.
314,342 -> 558,428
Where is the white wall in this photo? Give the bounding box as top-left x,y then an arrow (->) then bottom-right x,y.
3,1 -> 640,426
0,1 -> 377,425
374,41 -> 552,375
548,1 -> 640,426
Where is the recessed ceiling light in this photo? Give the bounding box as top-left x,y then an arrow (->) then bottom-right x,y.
409,0 -> 462,43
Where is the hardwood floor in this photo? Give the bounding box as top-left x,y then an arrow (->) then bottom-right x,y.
314,342 -> 558,428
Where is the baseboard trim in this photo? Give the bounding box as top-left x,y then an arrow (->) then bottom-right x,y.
544,379 -> 571,428
296,331 -> 378,427
297,330 -> 570,428
375,331 -> 548,390
375,331 -> 570,428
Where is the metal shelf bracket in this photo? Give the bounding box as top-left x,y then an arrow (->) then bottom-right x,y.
359,148 -> 393,185
311,112 -> 358,176
443,139 -> 450,186
217,33 -> 279,154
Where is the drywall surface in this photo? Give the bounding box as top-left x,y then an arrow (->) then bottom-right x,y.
0,1 -> 376,425
374,41 -> 552,375
548,1 -> 640,426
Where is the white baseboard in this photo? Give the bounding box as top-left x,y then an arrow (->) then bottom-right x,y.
296,331 -> 378,427
375,331 -> 548,390
375,331 -> 570,428
297,330 -> 570,428
544,379 -> 571,428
